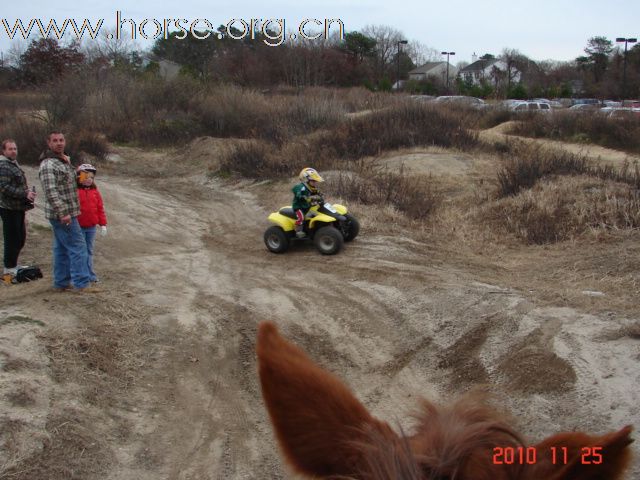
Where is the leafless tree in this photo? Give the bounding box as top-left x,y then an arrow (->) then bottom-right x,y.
500,48 -> 531,90
406,40 -> 439,66
362,24 -> 405,81
80,27 -> 139,63
4,40 -> 28,67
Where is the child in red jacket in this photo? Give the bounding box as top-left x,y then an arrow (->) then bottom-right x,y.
76,164 -> 107,283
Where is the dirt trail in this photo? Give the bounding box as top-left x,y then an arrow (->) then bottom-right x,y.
479,121 -> 640,166
1,149 -> 638,479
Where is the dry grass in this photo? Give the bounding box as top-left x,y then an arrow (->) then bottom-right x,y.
0,113 -> 110,165
0,412 -> 115,480
0,115 -> 50,165
42,296 -> 156,406
507,110 -> 640,154
496,144 -> 590,197
0,290 -> 159,480
328,165 -> 441,220
0,91 -> 46,111
325,101 -> 479,159
496,143 -> 640,198
4,382 -> 36,407
482,176 -> 640,244
193,86 -> 346,144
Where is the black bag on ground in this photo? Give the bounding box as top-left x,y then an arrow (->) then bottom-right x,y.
14,266 -> 43,283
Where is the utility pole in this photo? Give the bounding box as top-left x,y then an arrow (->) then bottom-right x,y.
396,40 -> 408,91
441,51 -> 455,91
616,37 -> 637,100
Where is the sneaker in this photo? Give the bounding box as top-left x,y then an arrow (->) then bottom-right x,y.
295,231 -> 306,238
73,285 -> 103,293
3,267 -> 18,275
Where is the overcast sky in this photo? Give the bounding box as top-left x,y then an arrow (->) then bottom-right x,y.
1,0 -> 638,65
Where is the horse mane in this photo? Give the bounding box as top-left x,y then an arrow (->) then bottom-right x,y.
256,321 -> 634,480
408,394 -> 524,479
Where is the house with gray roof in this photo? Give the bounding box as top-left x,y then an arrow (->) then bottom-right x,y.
458,57 -> 521,87
408,61 -> 458,84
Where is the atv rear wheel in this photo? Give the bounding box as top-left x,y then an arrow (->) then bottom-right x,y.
264,226 -> 290,253
342,214 -> 360,242
313,226 -> 344,255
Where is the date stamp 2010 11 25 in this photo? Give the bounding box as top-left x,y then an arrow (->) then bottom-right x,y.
493,446 -> 604,465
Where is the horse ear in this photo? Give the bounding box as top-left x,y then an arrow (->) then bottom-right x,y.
536,425 -> 634,480
257,321 -> 396,478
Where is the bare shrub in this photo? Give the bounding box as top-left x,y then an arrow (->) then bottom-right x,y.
280,94 -> 345,136
0,115 -> 49,165
476,107 -> 516,129
496,144 -> 590,197
277,129 -> 342,170
508,110 -> 640,153
193,85 -> 345,143
0,91 -> 46,111
328,165 -> 440,220
218,140 -> 290,178
69,130 -> 109,161
496,144 -> 640,198
326,101 -> 478,159
483,176 -> 640,244
192,86 -> 271,139
44,73 -> 92,125
301,86 -> 396,113
591,160 -> 640,189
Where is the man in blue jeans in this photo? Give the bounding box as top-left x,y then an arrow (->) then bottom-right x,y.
39,132 -> 100,293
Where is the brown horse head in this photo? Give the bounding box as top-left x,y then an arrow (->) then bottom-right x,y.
256,321 -> 634,480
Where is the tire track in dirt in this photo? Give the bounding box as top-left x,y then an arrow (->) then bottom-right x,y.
4,162 -> 639,478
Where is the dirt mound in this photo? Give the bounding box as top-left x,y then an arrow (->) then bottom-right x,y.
497,328 -> 577,394
484,120 -> 521,135
378,148 -> 474,176
182,136 -> 257,172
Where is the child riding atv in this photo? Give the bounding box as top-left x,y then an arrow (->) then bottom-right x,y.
292,167 -> 324,238
263,168 -> 359,255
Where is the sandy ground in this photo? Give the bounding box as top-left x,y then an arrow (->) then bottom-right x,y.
0,137 -> 639,479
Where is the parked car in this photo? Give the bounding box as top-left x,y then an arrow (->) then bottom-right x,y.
434,96 -> 486,109
621,99 -> 640,108
602,100 -> 622,108
509,101 -> 552,112
601,107 -> 640,119
568,103 -> 600,112
571,98 -> 601,106
409,95 -> 436,103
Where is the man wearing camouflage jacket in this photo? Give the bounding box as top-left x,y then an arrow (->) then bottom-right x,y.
0,139 -> 36,279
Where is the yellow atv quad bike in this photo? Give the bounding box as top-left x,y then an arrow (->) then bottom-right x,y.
264,194 -> 359,255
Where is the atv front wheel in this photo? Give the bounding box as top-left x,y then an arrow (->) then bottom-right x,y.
314,226 -> 344,255
264,226 -> 290,253
342,214 -> 360,242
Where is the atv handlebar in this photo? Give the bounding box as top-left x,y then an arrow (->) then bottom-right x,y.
309,194 -> 324,205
